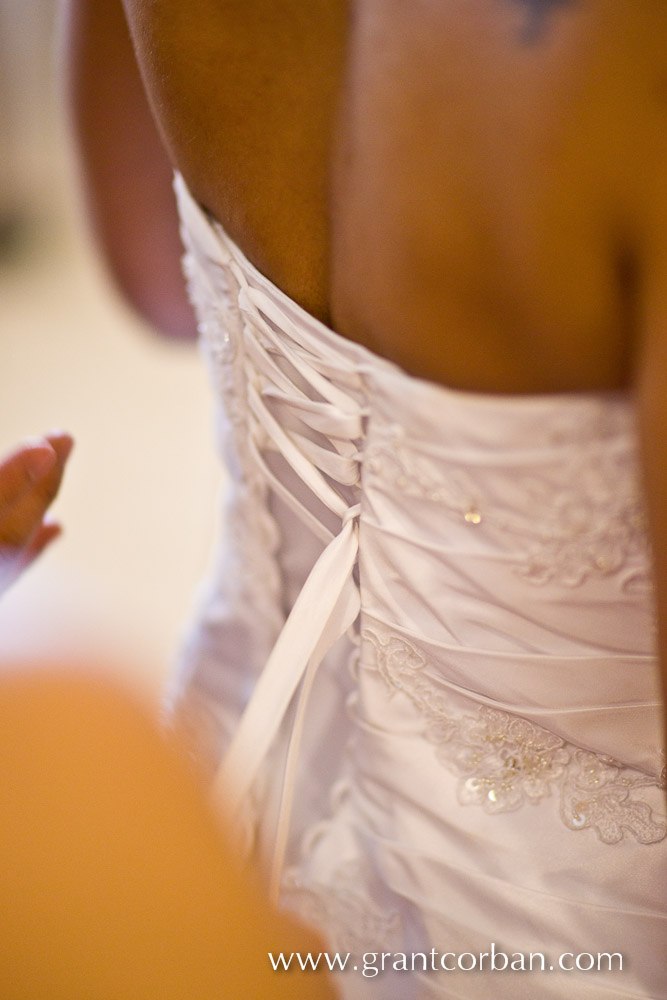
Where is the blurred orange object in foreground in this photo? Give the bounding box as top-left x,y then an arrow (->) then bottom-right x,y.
0,665 -> 337,1000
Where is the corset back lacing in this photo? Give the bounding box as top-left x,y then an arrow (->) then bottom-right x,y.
210,277 -> 367,902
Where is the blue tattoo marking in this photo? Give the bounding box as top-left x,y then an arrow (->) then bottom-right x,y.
513,0 -> 573,43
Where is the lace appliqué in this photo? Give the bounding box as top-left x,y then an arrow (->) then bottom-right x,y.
365,424 -> 648,589
281,862 -> 401,955
513,463 -> 647,588
561,751 -> 667,845
364,628 -> 666,845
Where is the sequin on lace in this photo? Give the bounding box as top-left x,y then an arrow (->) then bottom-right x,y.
364,627 -> 666,844
561,751 -> 667,844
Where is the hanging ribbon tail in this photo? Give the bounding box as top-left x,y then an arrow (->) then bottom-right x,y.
268,539 -> 360,902
211,514 -> 360,833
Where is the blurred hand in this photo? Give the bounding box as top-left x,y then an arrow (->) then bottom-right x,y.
0,432 -> 74,595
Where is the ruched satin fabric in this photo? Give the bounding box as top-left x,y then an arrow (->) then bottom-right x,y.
168,174 -> 666,999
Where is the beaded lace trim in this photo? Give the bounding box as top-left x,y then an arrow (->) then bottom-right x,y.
364,627 -> 666,845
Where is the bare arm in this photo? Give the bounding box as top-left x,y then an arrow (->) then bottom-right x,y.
59,0 -> 196,340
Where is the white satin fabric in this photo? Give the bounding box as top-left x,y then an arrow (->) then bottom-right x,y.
169,174 -> 666,999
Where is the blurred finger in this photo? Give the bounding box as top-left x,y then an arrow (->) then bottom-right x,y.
37,433 -> 75,507
30,432 -> 74,508
44,432 -> 74,466
0,441 -> 57,511
0,434 -> 73,549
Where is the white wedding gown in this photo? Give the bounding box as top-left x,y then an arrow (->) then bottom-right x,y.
168,174 -> 666,999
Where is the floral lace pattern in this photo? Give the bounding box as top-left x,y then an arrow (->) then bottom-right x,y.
364,423 -> 648,589
513,462 -> 647,588
281,861 -> 401,955
364,627 -> 666,845
561,750 -> 667,844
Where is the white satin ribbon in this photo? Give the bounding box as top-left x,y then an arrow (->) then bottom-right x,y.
212,508 -> 360,901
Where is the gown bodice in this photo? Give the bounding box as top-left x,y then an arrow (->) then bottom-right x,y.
169,173 -> 666,999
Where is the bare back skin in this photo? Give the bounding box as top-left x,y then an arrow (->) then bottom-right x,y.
109,0 -> 667,393
62,0 -> 667,718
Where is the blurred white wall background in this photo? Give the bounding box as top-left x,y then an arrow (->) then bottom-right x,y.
0,1 -> 221,699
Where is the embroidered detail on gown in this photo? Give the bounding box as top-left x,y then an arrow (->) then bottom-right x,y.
364,422 -> 650,589
168,174 -> 667,999
364,626 -> 666,844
